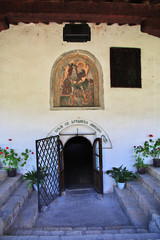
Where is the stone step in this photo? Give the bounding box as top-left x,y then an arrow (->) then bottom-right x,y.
113,186 -> 148,229
0,175 -> 22,208
8,191 -> 38,230
1,232 -> 160,240
66,188 -> 95,195
147,166 -> 160,181
8,226 -> 141,236
0,170 -> 7,183
140,173 -> 160,203
0,182 -> 32,234
126,181 -> 160,220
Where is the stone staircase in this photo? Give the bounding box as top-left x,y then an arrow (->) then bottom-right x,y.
114,166 -> 160,234
0,169 -> 35,235
0,167 -> 160,239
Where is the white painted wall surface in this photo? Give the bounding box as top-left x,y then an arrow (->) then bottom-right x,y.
0,23 -> 160,192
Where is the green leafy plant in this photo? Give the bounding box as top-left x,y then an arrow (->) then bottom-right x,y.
134,134 -> 160,162
0,139 -> 33,171
148,135 -> 160,159
133,156 -> 148,170
106,165 -> 138,183
23,168 -> 46,189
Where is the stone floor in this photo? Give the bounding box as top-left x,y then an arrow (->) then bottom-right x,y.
34,189 -> 131,228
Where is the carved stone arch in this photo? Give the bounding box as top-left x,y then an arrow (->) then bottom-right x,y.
47,118 -> 112,149
50,50 -> 104,110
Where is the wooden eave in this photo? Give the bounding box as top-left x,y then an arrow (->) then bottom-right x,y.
0,1 -> 160,38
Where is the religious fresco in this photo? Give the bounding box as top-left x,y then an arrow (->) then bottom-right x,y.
51,50 -> 101,109
60,59 -> 94,107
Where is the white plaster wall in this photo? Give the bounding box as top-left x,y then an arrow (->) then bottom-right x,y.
0,22 -> 160,192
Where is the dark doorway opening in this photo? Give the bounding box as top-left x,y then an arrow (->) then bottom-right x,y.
64,136 -> 93,188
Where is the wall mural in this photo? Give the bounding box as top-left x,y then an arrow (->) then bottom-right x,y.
60,59 -> 94,106
51,50 -> 102,109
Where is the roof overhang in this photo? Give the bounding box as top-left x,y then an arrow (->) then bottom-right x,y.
0,1 -> 160,38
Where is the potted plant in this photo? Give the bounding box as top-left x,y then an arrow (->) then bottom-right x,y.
133,156 -> 148,174
105,165 -> 138,189
23,168 -> 46,190
0,139 -> 33,177
133,145 -> 149,174
148,135 -> 160,167
133,134 -> 160,168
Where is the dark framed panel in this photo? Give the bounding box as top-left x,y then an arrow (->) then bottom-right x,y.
110,47 -> 141,88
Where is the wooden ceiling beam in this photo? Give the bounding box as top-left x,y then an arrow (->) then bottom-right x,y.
0,1 -> 159,38
0,1 -> 160,19
1,12 -> 143,25
0,16 -> 9,31
141,19 -> 160,38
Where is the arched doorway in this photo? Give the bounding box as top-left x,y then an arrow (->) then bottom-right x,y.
64,136 -> 93,188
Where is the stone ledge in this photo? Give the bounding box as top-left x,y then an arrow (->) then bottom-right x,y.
127,182 -> 159,219
0,175 -> 22,208
0,170 -> 7,183
147,166 -> 160,181
113,187 -> 148,229
1,182 -> 32,234
1,233 -> 160,240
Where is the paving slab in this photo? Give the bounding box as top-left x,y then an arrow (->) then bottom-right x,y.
34,192 -> 131,228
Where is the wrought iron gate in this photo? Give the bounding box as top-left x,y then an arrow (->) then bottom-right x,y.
36,135 -> 60,211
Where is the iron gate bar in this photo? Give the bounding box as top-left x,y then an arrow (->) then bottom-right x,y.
36,135 -> 60,211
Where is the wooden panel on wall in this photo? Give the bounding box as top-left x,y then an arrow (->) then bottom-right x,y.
110,47 -> 141,88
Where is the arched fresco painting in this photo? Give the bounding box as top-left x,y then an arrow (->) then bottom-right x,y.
50,50 -> 104,109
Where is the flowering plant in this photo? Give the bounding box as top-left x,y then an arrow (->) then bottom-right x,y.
133,134 -> 160,170
0,139 -> 33,171
147,135 -> 160,159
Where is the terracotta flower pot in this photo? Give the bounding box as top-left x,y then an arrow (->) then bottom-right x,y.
7,168 -> 17,177
137,167 -> 146,174
153,159 -> 160,167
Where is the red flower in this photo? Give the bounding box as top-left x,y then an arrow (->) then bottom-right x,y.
149,134 -> 153,138
134,146 -> 136,148
32,152 -> 34,154
158,148 -> 160,150
5,155 -> 7,157
8,139 -> 12,141
6,147 -> 9,149
0,151 -> 3,154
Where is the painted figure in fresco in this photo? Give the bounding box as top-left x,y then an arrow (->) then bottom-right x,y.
60,60 -> 91,106
70,60 -> 89,105
60,60 -> 74,95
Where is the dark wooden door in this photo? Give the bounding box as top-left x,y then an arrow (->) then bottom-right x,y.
58,139 -> 65,194
93,138 -> 103,194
